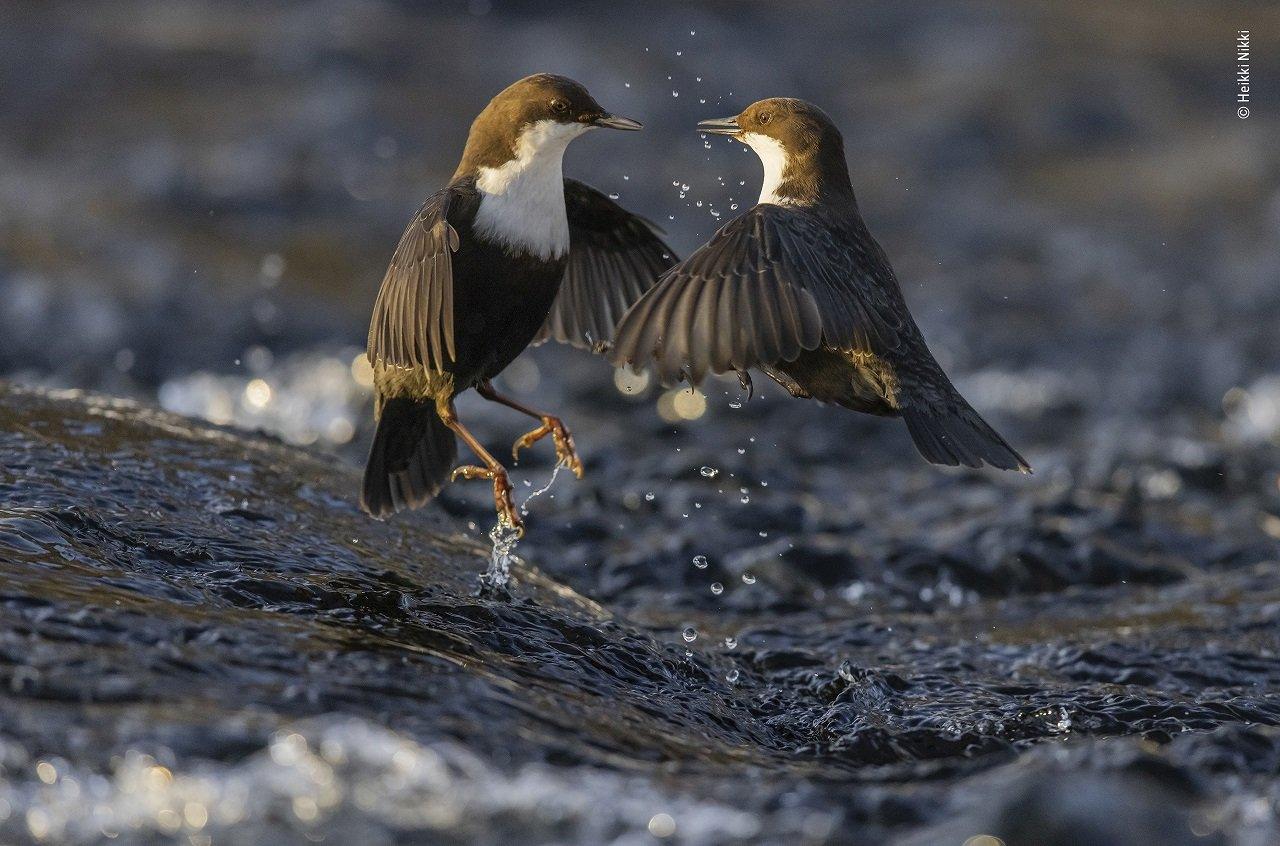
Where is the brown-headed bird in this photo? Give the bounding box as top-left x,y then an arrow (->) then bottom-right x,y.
610,98 -> 1030,474
362,74 -> 676,532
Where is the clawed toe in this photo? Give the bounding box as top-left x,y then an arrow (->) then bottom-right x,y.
450,464 -> 524,535
512,416 -> 584,478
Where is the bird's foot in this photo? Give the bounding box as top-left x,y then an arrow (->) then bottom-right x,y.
450,464 -> 525,536
511,416 -> 585,479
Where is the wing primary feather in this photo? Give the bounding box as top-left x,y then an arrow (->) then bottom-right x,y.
542,179 -> 678,352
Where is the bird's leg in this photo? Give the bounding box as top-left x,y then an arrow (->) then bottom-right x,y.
475,381 -> 584,478
438,399 -> 523,535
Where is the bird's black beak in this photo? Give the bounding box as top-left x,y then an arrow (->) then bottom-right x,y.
592,113 -> 643,131
697,116 -> 741,136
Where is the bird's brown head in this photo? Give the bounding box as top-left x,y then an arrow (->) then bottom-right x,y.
456,74 -> 640,176
698,98 -> 853,207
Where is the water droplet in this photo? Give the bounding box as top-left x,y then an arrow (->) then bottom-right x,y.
682,626 -> 698,643
729,401 -> 742,409
739,488 -> 750,504
681,184 -> 690,192
644,492 -> 655,501
672,90 -> 680,98
742,572 -> 756,585
700,466 -> 719,478
608,193 -> 620,200
692,554 -> 708,569
726,668 -> 739,683
736,447 -> 745,454
723,636 -> 737,649
729,203 -> 739,210
710,582 -> 723,595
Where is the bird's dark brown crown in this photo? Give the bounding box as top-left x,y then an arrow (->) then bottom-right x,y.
737,98 -> 856,207
454,73 -> 606,176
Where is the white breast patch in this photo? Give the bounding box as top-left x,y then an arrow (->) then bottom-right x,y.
473,119 -> 592,260
741,132 -> 792,205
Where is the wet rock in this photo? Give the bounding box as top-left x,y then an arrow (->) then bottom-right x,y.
992,771 -> 1219,846
1,385 -> 1279,845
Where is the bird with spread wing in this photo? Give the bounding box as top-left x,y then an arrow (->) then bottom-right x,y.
362,74 -> 676,534
611,98 -> 1029,475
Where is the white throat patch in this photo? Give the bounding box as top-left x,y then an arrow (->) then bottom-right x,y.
741,132 -> 792,205
473,119 -> 592,260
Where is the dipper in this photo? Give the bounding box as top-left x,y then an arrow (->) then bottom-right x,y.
611,98 -> 1029,474
363,74 -> 676,532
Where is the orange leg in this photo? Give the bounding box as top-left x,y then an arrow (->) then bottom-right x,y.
475,381 -> 585,478
437,399 -> 523,535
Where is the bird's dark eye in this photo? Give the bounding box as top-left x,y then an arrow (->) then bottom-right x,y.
757,112 -> 771,125
551,99 -> 569,114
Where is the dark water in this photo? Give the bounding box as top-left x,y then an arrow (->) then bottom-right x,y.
1,2 -> 1279,843
1,384 -> 1278,845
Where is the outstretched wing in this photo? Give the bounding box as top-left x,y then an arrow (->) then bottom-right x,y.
610,204 -> 906,384
367,183 -> 477,372
535,179 -> 678,352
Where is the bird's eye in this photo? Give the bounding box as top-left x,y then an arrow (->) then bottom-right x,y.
757,112 -> 771,125
551,99 -> 569,114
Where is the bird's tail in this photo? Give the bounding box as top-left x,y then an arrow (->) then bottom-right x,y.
900,400 -> 1030,474
361,396 -> 458,517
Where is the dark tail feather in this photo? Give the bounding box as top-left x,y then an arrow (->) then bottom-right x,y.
361,397 -> 458,517
901,403 -> 1031,474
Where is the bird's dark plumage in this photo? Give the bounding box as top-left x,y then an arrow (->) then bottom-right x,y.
367,177 -> 671,381
367,185 -> 466,375
535,179 -> 675,351
361,74 -> 677,528
363,396 -> 458,516
611,97 -> 1029,474
611,204 -> 903,384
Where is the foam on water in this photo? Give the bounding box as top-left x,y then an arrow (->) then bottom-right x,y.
0,717 -> 771,845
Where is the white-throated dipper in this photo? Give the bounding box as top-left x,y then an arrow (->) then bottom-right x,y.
611,98 -> 1030,473
362,74 -> 677,532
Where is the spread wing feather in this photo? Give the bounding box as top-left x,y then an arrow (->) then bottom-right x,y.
535,179 -> 678,351
367,183 -> 475,372
611,204 -> 905,384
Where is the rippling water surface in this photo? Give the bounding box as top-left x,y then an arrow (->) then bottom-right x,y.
1,385 -> 1277,845
1,2 -> 1278,842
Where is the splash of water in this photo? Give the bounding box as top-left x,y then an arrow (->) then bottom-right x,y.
520,463 -> 562,513
479,465 -> 563,592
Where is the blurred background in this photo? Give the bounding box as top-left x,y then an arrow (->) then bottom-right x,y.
2,0 -> 1277,461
